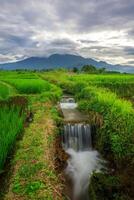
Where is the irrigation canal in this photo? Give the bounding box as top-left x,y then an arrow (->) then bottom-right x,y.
60,96 -> 101,200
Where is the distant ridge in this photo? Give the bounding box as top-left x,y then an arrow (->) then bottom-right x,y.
0,54 -> 134,73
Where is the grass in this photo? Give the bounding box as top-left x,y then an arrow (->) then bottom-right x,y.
3,103 -> 64,200
42,70 -> 134,200
0,105 -> 25,172
0,71 -> 63,199
0,70 -> 134,199
40,71 -> 134,161
0,71 -> 39,80
71,74 -> 134,98
0,81 -> 15,99
0,71 -> 55,95
2,79 -> 51,94
42,71 -> 134,98
77,86 -> 134,161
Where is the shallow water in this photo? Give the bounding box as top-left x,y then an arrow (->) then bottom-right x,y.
60,96 -> 101,200
60,97 -> 77,109
65,149 -> 100,200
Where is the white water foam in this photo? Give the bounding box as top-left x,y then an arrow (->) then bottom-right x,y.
65,148 -> 100,200
60,96 -> 103,199
60,97 -> 77,109
60,102 -> 77,109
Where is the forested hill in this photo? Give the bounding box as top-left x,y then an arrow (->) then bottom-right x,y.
0,54 -> 134,73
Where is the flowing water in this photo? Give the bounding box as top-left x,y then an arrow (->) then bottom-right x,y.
60,97 -> 101,200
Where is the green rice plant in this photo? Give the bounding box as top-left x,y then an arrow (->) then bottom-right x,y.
0,83 -> 10,99
0,105 -> 25,172
71,74 -> 134,98
42,71 -> 134,98
0,81 -> 15,99
3,79 -> 51,94
28,83 -> 62,105
0,71 -> 38,80
77,86 -> 134,161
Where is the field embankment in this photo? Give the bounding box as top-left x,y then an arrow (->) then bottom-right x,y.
0,71 -> 64,200
2,102 -> 64,200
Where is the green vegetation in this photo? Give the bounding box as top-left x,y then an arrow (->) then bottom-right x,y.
3,103 -> 63,200
77,86 -> 134,161
0,103 -> 25,172
81,65 -> 106,74
2,79 -> 51,94
43,70 -> 134,200
71,74 -> 134,98
0,71 -> 56,96
0,71 -> 63,200
0,71 -> 38,80
44,71 -> 134,162
0,70 -> 134,200
89,172 -> 133,200
0,81 -> 15,99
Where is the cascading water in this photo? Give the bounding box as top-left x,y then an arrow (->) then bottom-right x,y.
60,97 -> 101,200
63,124 -> 92,151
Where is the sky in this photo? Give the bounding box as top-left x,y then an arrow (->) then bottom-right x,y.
0,0 -> 134,66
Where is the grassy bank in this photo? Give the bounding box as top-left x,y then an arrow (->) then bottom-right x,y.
2,102 -> 64,200
76,86 -> 134,200
0,72 -> 64,199
43,71 -> 134,199
77,86 -> 134,161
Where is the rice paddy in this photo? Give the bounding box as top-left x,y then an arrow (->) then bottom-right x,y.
0,70 -> 134,200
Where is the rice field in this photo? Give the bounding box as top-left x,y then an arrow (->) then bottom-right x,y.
0,104 -> 25,172
3,79 -> 51,94
0,70 -> 134,200
0,81 -> 15,99
0,71 -> 62,173
70,74 -> 134,97
0,71 -> 52,95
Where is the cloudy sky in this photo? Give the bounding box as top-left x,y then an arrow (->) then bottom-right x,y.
0,0 -> 134,66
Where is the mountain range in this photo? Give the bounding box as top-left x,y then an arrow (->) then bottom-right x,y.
0,54 -> 134,73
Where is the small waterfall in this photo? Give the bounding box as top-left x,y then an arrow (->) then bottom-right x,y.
60,96 -> 101,200
63,123 -> 92,151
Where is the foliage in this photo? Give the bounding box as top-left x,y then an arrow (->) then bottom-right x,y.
4,103 -> 63,200
89,172 -> 133,200
81,65 -> 106,74
2,79 -> 51,94
77,86 -> 134,161
0,70 -> 134,200
72,67 -> 79,73
0,81 -> 15,99
81,65 -> 98,73
0,71 -> 38,80
0,104 -> 25,172
71,74 -> 134,97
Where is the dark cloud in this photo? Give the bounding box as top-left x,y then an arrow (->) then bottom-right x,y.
49,39 -> 77,48
124,46 -> 134,55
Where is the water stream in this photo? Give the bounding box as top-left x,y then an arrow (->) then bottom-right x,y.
60,97 -> 101,200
